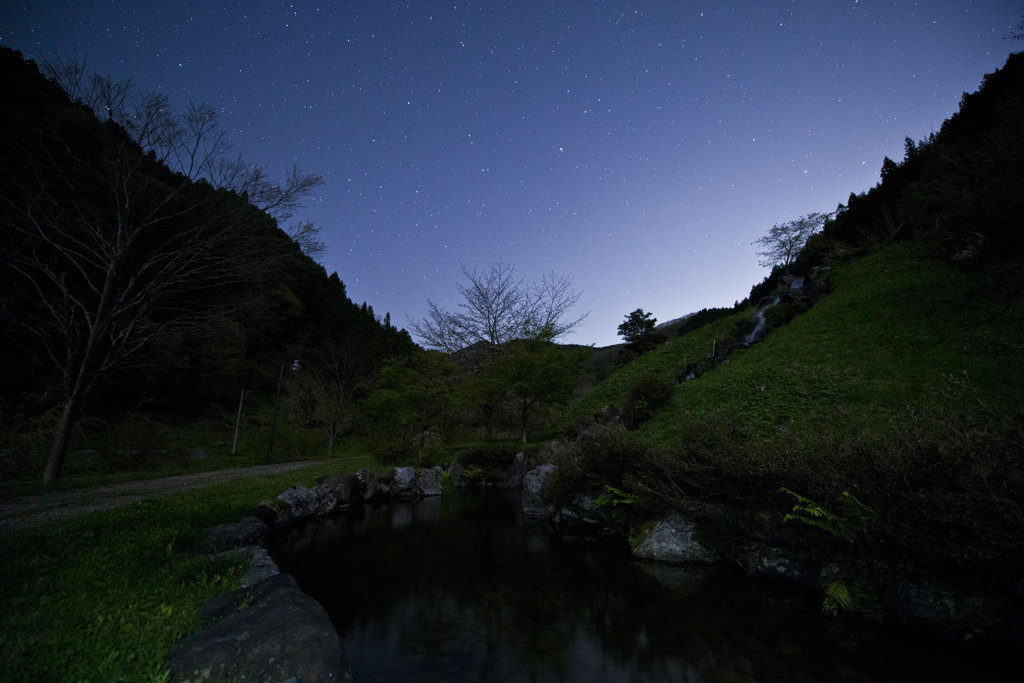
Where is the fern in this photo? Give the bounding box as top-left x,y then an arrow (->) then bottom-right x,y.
838,490 -> 876,535
779,487 -> 882,618
822,580 -> 853,616
778,487 -> 875,542
594,484 -> 637,509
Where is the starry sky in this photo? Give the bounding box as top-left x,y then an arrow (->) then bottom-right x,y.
2,2 -> 1019,347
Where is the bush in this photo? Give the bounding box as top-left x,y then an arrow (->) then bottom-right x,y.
441,441 -> 522,484
763,299 -> 809,330
544,424 -> 651,511
622,374 -> 675,429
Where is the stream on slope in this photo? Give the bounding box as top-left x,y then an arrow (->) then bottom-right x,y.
269,489 -> 1013,682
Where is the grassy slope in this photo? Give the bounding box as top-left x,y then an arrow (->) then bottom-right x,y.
0,456 -> 379,681
572,242 -> 1023,444
563,240 -> 1024,583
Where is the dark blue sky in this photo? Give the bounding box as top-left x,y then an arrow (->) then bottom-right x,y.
2,2 -> 1019,346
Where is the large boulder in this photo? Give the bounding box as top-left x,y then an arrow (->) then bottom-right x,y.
251,497 -> 294,528
415,468 -> 442,496
356,467 -> 381,500
252,484 -> 338,527
207,546 -> 280,587
522,464 -> 556,518
315,473 -> 359,508
236,546 -> 281,586
394,466 -> 416,495
632,512 -> 718,564
168,573 -> 352,683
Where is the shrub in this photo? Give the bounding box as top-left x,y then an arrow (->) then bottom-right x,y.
544,424 -> 650,511
622,374 -> 675,429
763,300 -> 809,330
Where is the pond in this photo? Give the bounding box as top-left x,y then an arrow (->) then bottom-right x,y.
270,489 -> 1012,682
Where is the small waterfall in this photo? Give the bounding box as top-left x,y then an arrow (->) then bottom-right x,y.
745,297 -> 779,344
790,275 -> 805,291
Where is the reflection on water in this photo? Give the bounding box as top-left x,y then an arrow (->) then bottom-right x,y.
270,490 -> 1012,682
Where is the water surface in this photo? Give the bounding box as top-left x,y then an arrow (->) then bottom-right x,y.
271,490 -> 1012,682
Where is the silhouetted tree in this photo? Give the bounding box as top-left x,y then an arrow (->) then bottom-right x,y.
412,260 -> 587,352
618,308 -> 666,358
39,55 -> 326,259
295,338 -> 374,458
0,50 -> 322,482
753,212 -> 831,269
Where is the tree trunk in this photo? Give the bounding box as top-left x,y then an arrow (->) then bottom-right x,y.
326,424 -> 336,459
521,403 -> 529,444
43,392 -> 83,484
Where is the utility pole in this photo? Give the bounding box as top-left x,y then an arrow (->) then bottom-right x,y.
266,364 -> 284,464
232,389 -> 248,455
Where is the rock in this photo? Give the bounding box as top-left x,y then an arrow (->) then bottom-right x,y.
209,545 -> 280,587
522,464 -> 556,518
394,466 -> 416,495
356,468 -> 381,500
632,512 -> 718,564
505,451 -> 529,489
238,546 -> 280,586
885,578 -> 1000,643
947,231 -> 986,264
251,497 -> 294,528
252,484 -> 337,528
278,484 -> 336,518
447,462 -> 467,487
316,473 -> 358,507
415,468 -> 442,496
736,545 -> 810,583
199,517 -> 268,553
705,505 -> 805,548
559,492 -> 614,530
168,573 -> 352,683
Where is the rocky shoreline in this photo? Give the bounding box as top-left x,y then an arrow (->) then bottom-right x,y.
169,457 -> 1022,680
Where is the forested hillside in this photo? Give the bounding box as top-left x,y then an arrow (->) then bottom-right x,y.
0,48 -> 415,481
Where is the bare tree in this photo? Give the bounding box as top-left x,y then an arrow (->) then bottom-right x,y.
1,62 -> 321,482
412,260 -> 587,353
296,341 -> 373,458
753,212 -> 831,269
39,57 -> 325,258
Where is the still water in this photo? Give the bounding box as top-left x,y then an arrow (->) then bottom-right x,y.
270,489 -> 1011,682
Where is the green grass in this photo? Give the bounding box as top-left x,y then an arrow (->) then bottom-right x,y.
0,405 -> 365,498
0,454 -> 379,681
556,241 -> 1024,579
570,242 -> 1023,446
668,243 -> 1019,436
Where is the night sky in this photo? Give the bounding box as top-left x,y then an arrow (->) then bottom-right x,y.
2,2 -> 1019,347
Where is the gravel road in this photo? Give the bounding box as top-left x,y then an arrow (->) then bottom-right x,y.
0,462 -> 318,534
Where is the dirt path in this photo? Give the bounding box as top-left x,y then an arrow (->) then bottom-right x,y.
0,461 -> 318,534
